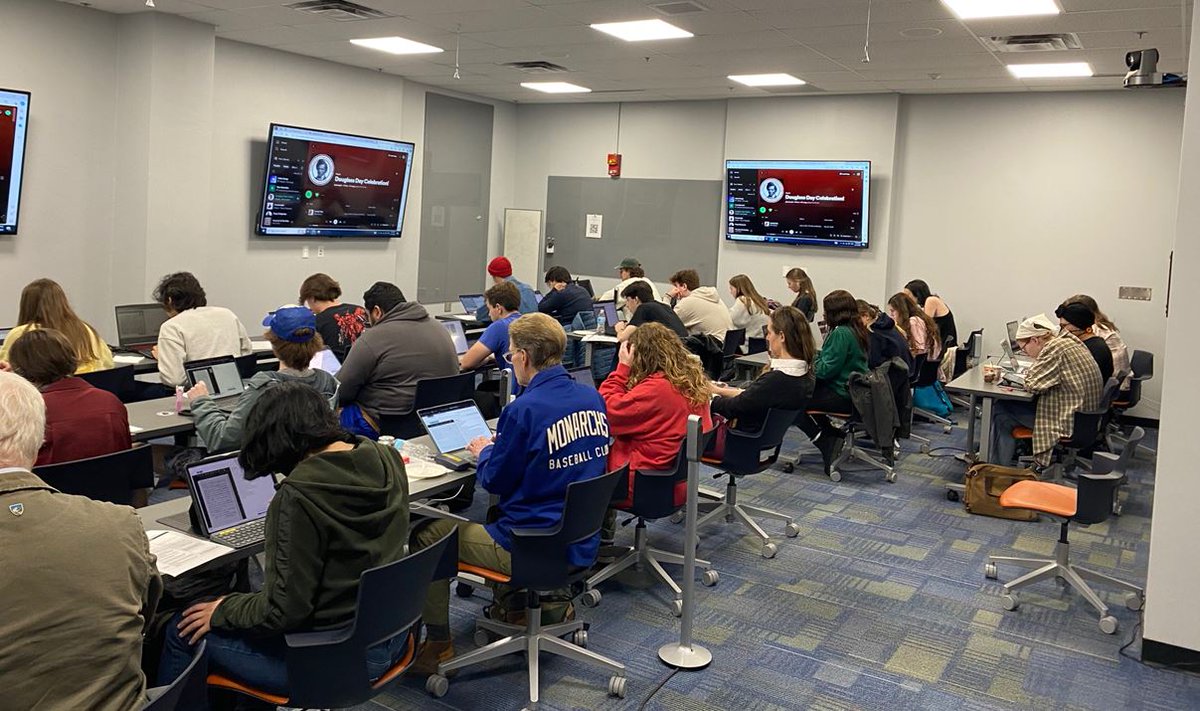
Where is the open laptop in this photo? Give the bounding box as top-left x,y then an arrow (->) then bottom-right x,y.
535,290 -> 544,304
182,356 -> 246,412
0,327 -> 11,345
592,302 -> 618,336
164,452 -> 277,549
567,366 -> 596,389
1006,320 -> 1020,352
310,348 -> 341,376
458,293 -> 485,314
998,339 -> 1030,387
115,303 -> 169,358
418,400 -> 493,468
574,279 -> 594,298
442,319 -> 469,355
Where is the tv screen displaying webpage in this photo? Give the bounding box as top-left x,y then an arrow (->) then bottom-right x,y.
0,88 -> 31,235
725,159 -> 870,249
256,124 -> 415,238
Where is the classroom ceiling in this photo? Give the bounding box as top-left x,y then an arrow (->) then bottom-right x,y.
65,0 -> 1194,102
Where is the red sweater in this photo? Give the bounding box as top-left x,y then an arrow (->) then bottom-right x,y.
599,363 -> 713,506
37,378 -> 132,467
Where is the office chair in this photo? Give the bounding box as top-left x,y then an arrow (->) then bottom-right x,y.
694,408 -> 800,559
745,336 -> 768,355
1107,426 -> 1144,516
583,436 -> 718,617
719,328 -> 746,380
912,354 -> 953,433
426,469 -> 628,706
1012,379 -> 1119,477
377,372 -> 477,439
984,452 -> 1144,634
77,366 -> 136,403
949,329 -> 983,409
208,529 -> 457,708
33,444 -> 153,506
143,641 -> 207,711
1108,349 -> 1154,451
905,354 -> 933,451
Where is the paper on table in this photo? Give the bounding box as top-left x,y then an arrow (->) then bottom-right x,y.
581,333 -> 619,344
129,425 -> 145,434
113,355 -> 144,364
146,529 -> 232,577
251,340 -> 273,352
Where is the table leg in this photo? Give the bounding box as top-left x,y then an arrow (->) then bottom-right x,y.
955,394 -> 980,465
978,397 -> 994,463
583,341 -> 594,368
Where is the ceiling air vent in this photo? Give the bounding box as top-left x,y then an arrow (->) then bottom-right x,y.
504,61 -> 570,73
981,33 -> 1083,53
285,1 -> 392,22
652,1 -> 708,15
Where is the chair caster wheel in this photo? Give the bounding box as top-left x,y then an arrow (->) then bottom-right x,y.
669,511 -> 685,524
886,471 -> 897,483
1113,502 -> 1124,516
829,470 -> 842,483
920,444 -> 931,455
1126,593 -> 1144,611
761,542 -> 778,559
701,569 -> 719,587
984,562 -> 998,580
946,489 -> 960,502
474,629 -> 492,647
426,674 -> 449,698
1100,615 -> 1119,635
572,629 -> 588,648
580,589 -> 602,608
609,676 -> 627,699
943,425 -> 952,435
1001,593 -> 1018,611
782,462 -> 795,474
455,582 -> 474,598
785,523 -> 800,538
671,599 -> 683,617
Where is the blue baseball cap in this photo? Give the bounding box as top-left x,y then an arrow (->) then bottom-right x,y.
262,305 -> 317,343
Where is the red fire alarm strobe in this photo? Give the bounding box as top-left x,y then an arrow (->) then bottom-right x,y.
607,153 -> 622,178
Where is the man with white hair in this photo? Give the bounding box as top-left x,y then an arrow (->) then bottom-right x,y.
0,371 -> 162,710
990,313 -> 1103,468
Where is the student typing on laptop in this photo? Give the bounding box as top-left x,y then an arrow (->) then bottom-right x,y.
187,306 -> 339,453
157,382 -> 411,699
151,272 -> 253,391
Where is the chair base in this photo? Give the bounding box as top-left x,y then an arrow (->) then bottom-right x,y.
585,519 -> 713,614
913,406 -> 953,428
829,426 -> 896,483
429,601 -> 626,706
694,479 -> 797,558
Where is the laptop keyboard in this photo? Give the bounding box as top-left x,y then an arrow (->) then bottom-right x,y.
211,518 -> 267,549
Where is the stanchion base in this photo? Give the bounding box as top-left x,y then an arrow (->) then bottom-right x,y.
658,643 -> 712,669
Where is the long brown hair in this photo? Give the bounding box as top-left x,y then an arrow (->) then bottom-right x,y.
786,268 -> 816,305
888,292 -> 940,352
729,274 -> 770,317
625,323 -> 710,406
1065,294 -> 1117,331
769,306 -> 816,364
16,279 -> 100,363
823,290 -> 869,353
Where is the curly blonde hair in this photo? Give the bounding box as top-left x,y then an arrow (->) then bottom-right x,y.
625,323 -> 710,406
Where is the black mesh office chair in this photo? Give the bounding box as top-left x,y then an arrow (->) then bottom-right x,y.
33,444 -> 153,506
377,372 -> 477,439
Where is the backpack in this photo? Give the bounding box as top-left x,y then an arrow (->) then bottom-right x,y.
913,381 -> 952,418
964,464 -> 1039,521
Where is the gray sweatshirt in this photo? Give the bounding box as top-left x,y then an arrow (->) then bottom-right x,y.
191,369 -> 339,453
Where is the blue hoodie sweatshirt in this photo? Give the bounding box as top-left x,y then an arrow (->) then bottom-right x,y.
476,365 -> 609,567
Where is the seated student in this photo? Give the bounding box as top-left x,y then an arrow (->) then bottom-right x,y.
990,313 -> 1103,468
157,382 -> 411,698
1056,302 -> 1114,384
0,278 -> 114,373
0,371 -> 161,711
604,257 -> 661,321
336,282 -> 459,439
668,268 -> 733,344
460,282 -> 522,371
785,267 -> 818,322
710,306 -> 816,434
410,313 -> 609,671
153,272 -> 253,389
1063,295 -> 1129,383
475,257 -> 539,323
537,265 -> 594,327
857,300 -> 913,371
7,328 -> 131,467
299,273 -> 367,363
905,279 -> 957,347
795,290 -> 869,474
188,306 -> 339,453
888,292 -> 942,361
728,274 -> 771,342
615,280 -> 687,343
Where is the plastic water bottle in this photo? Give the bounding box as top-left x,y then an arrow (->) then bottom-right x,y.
174,385 -> 184,414
596,310 -> 607,335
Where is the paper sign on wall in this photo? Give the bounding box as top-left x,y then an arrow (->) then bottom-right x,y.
585,213 -> 603,239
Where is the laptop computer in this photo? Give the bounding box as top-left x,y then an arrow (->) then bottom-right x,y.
535,290 -> 544,304
442,319 -> 469,355
574,279 -> 595,298
182,356 -> 246,412
999,339 -> 1029,386
310,348 -> 341,376
115,303 -> 169,357
567,366 -> 596,389
458,294 -> 485,315
0,326 -> 11,345
165,452 -> 277,549
1006,320 -> 1020,352
592,302 -> 618,336
418,400 -> 494,468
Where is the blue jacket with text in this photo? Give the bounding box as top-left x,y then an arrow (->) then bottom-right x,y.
477,365 -> 609,567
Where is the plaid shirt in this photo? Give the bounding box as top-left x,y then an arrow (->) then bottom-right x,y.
1024,333 -> 1104,456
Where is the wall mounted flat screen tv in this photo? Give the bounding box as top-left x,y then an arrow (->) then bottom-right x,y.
725,159 -> 870,249
256,124 -> 415,238
0,88 -> 31,235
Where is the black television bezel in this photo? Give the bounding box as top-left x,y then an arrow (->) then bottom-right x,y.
0,88 -> 32,236
254,122 -> 416,239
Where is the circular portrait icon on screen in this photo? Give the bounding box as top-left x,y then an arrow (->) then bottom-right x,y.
308,155 -> 335,187
759,178 -> 784,204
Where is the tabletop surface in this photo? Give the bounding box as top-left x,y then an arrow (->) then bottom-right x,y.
945,364 -> 1035,401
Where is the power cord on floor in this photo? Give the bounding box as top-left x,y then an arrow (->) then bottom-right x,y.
1119,608 -> 1200,672
637,667 -> 679,710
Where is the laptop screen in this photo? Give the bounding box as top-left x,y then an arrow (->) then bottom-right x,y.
186,454 -> 276,533
0,327 -> 11,343
418,400 -> 492,454
185,357 -> 245,396
442,319 -> 468,355
574,279 -> 594,297
567,366 -> 595,388
1006,320 -> 1019,348
593,302 -> 618,326
310,348 -> 341,376
115,304 -> 169,347
535,291 -> 544,304
459,294 -> 485,314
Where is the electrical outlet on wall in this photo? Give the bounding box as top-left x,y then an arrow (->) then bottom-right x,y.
317,246 -> 325,258
302,246 -> 309,259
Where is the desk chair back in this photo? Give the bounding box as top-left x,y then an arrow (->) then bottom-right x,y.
619,432 -> 715,518
378,372 -> 477,438
33,443 -> 152,506
1130,350 -> 1154,380
720,408 -> 799,476
1112,426 -> 1145,473
234,353 -> 260,380
915,353 -> 940,388
509,467 -> 624,591
745,336 -> 768,355
722,329 -> 746,357
909,353 -> 927,387
1075,453 -> 1124,525
77,366 -> 136,403
144,640 -> 207,711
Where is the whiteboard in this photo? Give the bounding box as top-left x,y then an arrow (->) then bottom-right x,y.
503,208 -> 543,287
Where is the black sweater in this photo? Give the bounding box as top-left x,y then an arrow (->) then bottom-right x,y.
868,314 -> 915,372
1083,334 -> 1114,384
538,284 -> 594,326
711,369 -> 814,432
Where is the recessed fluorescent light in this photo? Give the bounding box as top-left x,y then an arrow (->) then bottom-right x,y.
1007,62 -> 1093,78
590,19 -> 694,42
728,73 -> 807,87
350,36 -> 443,55
520,82 -> 592,94
943,0 -> 1059,20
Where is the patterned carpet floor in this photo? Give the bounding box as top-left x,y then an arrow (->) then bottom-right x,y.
354,419 -> 1200,711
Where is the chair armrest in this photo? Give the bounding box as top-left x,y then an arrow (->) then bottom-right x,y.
285,623 -> 354,649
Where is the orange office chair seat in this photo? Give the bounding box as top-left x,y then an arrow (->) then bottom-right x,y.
1011,426 -> 1034,439
459,562 -> 512,584
998,480 -> 1076,517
